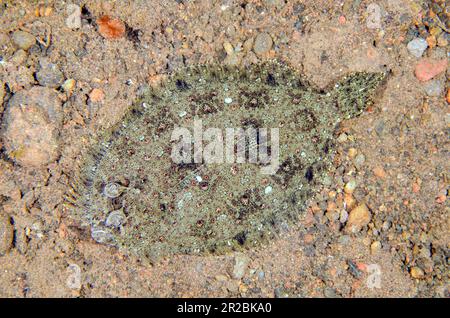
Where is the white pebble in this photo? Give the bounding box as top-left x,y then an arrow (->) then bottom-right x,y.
66,4 -> 82,29
423,80 -> 443,97
407,38 -> 428,58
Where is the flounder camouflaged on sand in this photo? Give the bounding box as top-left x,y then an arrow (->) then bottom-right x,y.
68,61 -> 387,261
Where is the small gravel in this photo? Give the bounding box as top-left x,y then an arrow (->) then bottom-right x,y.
423,79 -> 444,97
274,287 -> 290,298
353,153 -> 366,169
0,81 -> 4,106
232,254 -> 250,279
36,59 -> 65,88
9,49 -> 27,65
11,30 -> 36,50
253,32 -> 273,55
0,214 -> 14,256
346,203 -> 371,233
3,86 -> 62,167
407,38 -> 428,58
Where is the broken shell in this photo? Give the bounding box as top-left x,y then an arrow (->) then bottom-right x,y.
106,209 -> 126,227
91,227 -> 115,244
103,182 -> 122,198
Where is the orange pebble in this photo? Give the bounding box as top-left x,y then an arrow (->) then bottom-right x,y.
89,88 -> 105,103
97,15 -> 126,40
356,262 -> 367,272
373,166 -> 386,178
436,195 -> 446,204
426,35 -> 436,48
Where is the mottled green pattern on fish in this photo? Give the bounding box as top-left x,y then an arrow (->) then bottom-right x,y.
68,61 -> 387,261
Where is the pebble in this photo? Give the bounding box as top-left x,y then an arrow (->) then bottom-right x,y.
344,193 -> 356,210
406,38 -> 428,58
253,32 -> 273,55
223,41 -> 234,56
375,121 -> 385,136
62,79 -> 76,95
264,186 -> 273,194
243,37 -> 254,52
382,220 -> 391,231
36,58 -> 65,88
338,235 -> 350,245
257,270 -> 265,280
324,287 -> 340,298
410,266 -> 425,279
344,179 -> 357,194
89,88 -> 105,103
337,132 -> 348,143
11,31 -> 36,50
447,89 -> 450,104
66,4 -> 82,29
437,33 -> 448,47
0,33 -> 10,46
353,153 -> 365,169
346,203 -> 371,233
224,97 -> 233,104
223,53 -> 242,66
0,81 -> 4,106
321,175 -> 332,186
232,254 -> 250,279
373,166 -> 386,178
8,86 -> 63,124
12,65 -> 35,89
3,86 -> 62,167
0,213 -> 14,256
97,16 -> 126,40
215,274 -> 228,282
370,241 -> 382,254
3,108 -> 59,167
414,58 -> 448,82
274,287 -> 290,298
423,79 -> 444,97
226,281 -> 239,293
348,148 -> 357,158
339,209 -> 348,223
9,49 -> 27,65
426,35 -> 437,48
14,227 -> 28,254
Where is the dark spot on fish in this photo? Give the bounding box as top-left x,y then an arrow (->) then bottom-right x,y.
266,73 -> 277,86
234,231 -> 247,245
305,166 -> 314,182
176,79 -> 190,91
